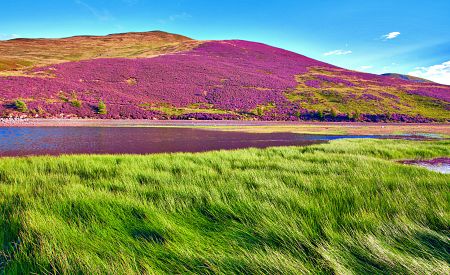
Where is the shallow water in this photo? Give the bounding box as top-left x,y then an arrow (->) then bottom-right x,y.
0,127 -> 385,156
415,163 -> 450,174
401,158 -> 450,174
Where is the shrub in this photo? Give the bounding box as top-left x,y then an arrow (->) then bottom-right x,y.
330,107 -> 338,118
317,110 -> 324,120
350,111 -> 360,121
58,91 -> 69,102
14,100 -> 28,112
70,99 -> 82,108
98,100 -> 107,115
255,106 -> 264,116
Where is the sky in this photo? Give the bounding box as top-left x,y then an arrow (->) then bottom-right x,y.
1,0 -> 449,84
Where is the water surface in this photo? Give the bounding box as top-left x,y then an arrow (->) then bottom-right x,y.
0,127 -> 383,156
401,158 -> 450,174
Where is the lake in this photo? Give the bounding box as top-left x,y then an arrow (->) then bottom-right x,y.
0,127 -> 385,156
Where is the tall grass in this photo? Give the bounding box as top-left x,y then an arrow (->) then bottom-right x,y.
1,139 -> 449,274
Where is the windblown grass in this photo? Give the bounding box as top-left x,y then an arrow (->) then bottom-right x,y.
1,139 -> 449,274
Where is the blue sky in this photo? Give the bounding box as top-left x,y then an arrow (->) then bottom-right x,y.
1,0 -> 449,84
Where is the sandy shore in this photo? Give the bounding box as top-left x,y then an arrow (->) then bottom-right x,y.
1,118 -> 449,136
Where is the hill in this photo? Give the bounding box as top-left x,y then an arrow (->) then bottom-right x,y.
0,31 -> 449,122
0,31 -> 197,73
381,73 -> 434,83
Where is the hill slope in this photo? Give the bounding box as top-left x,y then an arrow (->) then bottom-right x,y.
0,32 -> 449,121
0,31 -> 197,74
381,73 -> 434,83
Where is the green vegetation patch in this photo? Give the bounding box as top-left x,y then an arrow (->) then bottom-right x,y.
142,102 -> 233,116
97,100 -> 107,115
14,100 -> 28,112
252,102 -> 276,116
0,139 -> 449,274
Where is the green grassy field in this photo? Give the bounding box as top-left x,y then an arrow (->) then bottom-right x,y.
1,139 -> 449,274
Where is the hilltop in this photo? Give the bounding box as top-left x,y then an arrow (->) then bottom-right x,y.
381,73 -> 434,83
0,31 -> 449,122
0,31 -> 197,73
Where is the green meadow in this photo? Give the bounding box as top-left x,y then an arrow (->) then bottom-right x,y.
1,139 -> 449,274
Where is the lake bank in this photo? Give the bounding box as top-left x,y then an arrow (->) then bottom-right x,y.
1,118 -> 449,136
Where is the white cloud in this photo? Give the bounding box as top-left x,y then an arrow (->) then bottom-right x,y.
323,49 -> 352,56
408,61 -> 450,85
0,34 -> 19,40
381,32 -> 400,40
360,65 -> 373,70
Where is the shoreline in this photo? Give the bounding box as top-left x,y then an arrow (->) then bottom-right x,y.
1,118 -> 449,126
1,118 -> 449,136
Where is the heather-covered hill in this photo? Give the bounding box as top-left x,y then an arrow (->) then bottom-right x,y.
0,33 -> 449,121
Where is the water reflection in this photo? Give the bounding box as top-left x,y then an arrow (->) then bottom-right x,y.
0,127 -> 381,156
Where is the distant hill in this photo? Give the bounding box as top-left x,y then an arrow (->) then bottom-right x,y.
381,73 -> 434,83
0,31 -> 197,72
0,31 -> 449,122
